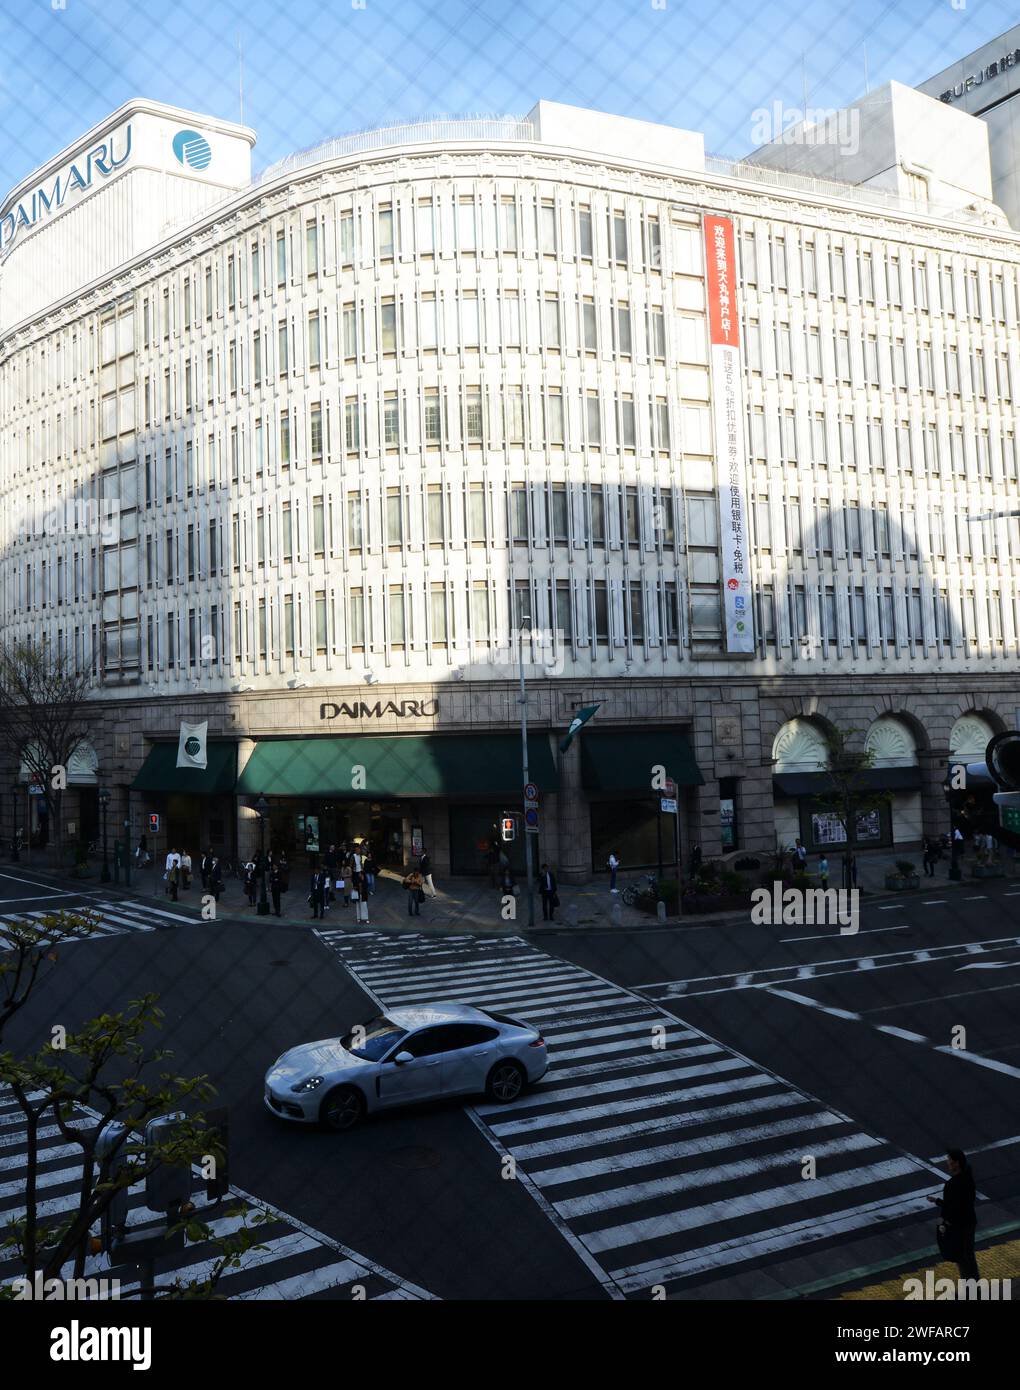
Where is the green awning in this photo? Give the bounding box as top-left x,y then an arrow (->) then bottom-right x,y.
580,729 -> 703,793
132,742 -> 237,794
236,733 -> 557,798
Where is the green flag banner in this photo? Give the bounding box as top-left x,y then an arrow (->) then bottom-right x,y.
560,704 -> 600,754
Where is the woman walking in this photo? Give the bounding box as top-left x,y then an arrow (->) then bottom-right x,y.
403,867 -> 424,916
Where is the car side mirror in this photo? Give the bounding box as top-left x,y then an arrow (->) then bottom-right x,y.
393,1051 -> 414,1065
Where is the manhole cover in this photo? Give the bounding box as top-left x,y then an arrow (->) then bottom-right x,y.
387,1146 -> 441,1170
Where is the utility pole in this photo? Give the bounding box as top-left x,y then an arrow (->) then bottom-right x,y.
518,618 -> 535,929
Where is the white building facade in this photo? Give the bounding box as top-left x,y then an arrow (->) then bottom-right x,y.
1,95 -> 1019,878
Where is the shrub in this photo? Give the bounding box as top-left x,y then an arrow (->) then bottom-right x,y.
895,860 -> 915,877
733,856 -> 761,872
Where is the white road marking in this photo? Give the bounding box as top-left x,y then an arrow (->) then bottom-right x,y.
875,1025 -> 929,1044
782,925 -> 908,942
932,1046 -> 1020,1081
764,988 -> 861,1021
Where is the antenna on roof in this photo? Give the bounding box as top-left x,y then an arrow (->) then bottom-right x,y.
238,30 -> 245,126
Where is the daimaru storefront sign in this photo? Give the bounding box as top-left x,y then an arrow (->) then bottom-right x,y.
320,699 -> 439,720
703,213 -> 754,655
0,122 -> 132,256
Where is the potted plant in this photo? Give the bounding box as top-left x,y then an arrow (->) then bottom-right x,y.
885,866 -> 906,891
895,859 -> 920,889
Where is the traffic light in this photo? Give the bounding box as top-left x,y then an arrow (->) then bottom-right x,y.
144,1113 -> 193,1213
500,816 -> 515,842
95,1120 -> 131,1255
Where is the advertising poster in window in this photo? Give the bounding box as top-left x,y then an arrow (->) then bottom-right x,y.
703,214 -> 754,653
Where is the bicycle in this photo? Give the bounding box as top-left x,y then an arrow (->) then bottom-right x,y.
621,873 -> 658,906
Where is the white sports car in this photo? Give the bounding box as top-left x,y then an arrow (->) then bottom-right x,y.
265,1001 -> 548,1131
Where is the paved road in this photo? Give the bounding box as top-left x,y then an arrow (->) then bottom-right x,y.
1,865 -> 1017,1300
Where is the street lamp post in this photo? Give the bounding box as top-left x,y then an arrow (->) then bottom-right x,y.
98,787 -> 111,883
518,618 -> 536,930
255,796 -> 270,915
10,787 -> 18,862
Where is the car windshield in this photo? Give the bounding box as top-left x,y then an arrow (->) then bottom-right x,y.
341,1016 -> 408,1062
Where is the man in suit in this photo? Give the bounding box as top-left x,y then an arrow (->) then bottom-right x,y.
539,862 -> 558,921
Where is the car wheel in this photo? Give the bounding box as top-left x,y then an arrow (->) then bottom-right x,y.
319,1085 -> 365,1132
486,1060 -> 526,1103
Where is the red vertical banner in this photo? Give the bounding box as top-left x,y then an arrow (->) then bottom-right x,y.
704,214 -> 740,349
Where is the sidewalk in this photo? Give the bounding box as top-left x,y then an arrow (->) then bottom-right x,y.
6,843 -> 1015,936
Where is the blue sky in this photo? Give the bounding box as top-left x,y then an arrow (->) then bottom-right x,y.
1,0 -> 1018,193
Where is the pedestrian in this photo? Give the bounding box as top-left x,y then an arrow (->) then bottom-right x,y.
163,845 -> 182,900
419,848 -> 435,896
200,847 -> 213,891
340,853 -> 353,906
539,862 -> 558,921
180,849 -> 192,891
136,833 -> 151,869
309,865 -> 327,919
930,1150 -> 979,1282
210,855 -> 224,904
243,860 -> 257,907
922,839 -> 936,878
818,854 -> 829,890
690,844 -> 703,877
278,851 -> 290,895
608,850 -> 620,893
363,847 -> 377,895
501,861 -> 517,897
487,840 -> 500,888
324,844 -> 338,903
403,867 -> 424,916
269,860 -> 282,917
848,853 -> 858,888
167,859 -> 179,902
793,839 -> 807,872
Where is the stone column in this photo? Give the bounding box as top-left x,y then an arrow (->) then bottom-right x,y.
557,738 -> 591,884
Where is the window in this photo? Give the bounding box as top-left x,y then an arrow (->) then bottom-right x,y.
585,392 -> 601,447
349,588 -> 365,648
644,215 -> 661,271
253,331 -> 262,388
543,296 -> 561,349
458,198 -> 476,253
386,489 -> 403,547
591,485 -> 606,544
582,298 -> 597,352
650,308 -> 665,358
279,411 -> 291,467
550,485 -> 568,543
251,241 -> 261,297
430,586 -> 448,645
556,582 -> 572,643
424,389 -> 442,445
471,582 -> 490,640
469,480 -> 489,539
308,311 -> 321,369
315,591 -> 327,654
347,493 -> 363,550
615,303 -> 632,356
628,586 -> 645,642
282,503 -> 293,562
278,320 -> 289,376
501,198 -> 518,252
388,588 -> 406,646
276,230 -> 286,286
620,395 -> 636,449
611,212 -> 627,265
427,485 -> 445,545
343,304 -> 357,359
310,404 -> 323,461
378,207 -> 394,258
380,298 -> 397,354
284,595 -> 295,657
593,581 -> 609,643
510,486 -> 529,544
306,220 -> 319,276
383,393 -> 400,448
345,397 -> 361,452
464,388 -> 483,444
340,211 -> 354,264
579,206 -> 593,258
416,200 -> 434,256
539,200 -> 557,255
420,294 -> 438,351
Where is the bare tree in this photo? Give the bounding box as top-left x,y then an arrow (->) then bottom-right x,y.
0,639 -> 95,863
813,725 -> 892,890
1,914 -> 269,1299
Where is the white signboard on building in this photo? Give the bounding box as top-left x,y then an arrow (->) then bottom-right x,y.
704,214 -> 754,654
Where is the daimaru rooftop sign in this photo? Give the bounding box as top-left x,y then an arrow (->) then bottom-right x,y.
0,122 -> 133,255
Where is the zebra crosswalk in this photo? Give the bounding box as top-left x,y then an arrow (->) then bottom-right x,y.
0,899 -> 197,950
0,1091 -> 434,1300
320,929 -> 942,1298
